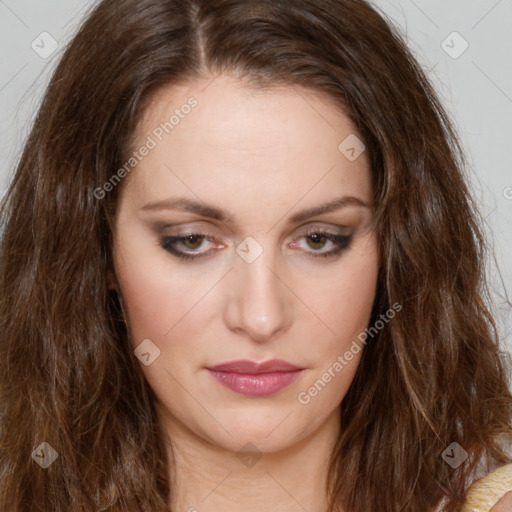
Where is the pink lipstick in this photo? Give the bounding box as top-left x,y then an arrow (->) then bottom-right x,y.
206,359 -> 304,397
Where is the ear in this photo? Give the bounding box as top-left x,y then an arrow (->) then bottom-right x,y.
107,268 -> 119,292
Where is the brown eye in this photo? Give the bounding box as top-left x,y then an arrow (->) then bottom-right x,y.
181,235 -> 206,250
291,230 -> 353,259
160,233 -> 218,261
305,233 -> 329,250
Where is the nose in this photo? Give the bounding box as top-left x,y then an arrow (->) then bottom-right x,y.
223,244 -> 293,343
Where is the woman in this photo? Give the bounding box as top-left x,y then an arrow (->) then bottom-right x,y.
0,0 -> 511,511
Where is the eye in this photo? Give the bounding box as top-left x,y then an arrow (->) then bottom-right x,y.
160,233 -> 219,261
159,228 -> 352,262
290,229 -> 353,259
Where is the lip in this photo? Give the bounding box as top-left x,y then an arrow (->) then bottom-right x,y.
207,359 -> 303,373
206,359 -> 305,397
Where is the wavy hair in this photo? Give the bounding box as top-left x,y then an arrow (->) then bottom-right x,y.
1,0 -> 511,511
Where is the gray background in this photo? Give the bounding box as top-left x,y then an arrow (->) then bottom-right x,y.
0,0 -> 511,354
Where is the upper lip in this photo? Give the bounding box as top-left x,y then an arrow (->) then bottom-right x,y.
207,359 -> 304,374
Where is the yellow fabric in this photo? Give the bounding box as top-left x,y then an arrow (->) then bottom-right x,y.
461,463 -> 512,512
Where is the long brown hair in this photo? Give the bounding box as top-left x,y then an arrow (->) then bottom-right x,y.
1,0 -> 511,510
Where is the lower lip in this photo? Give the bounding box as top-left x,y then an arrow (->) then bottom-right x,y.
207,369 -> 303,397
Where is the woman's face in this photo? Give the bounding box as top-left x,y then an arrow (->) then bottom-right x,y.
110,74 -> 379,453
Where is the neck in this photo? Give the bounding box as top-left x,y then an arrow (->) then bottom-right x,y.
158,405 -> 342,512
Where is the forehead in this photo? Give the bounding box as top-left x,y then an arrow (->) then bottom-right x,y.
135,74 -> 353,147
123,74 -> 372,212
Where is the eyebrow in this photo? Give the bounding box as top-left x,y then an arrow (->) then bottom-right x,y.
140,196 -> 369,224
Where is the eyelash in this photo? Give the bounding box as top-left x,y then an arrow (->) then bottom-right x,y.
159,229 -> 353,262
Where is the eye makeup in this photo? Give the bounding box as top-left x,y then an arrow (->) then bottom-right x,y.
157,225 -> 353,262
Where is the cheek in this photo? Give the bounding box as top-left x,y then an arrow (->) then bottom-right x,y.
119,269 -> 215,359
294,240 -> 378,411
112,227 -> 203,351
303,235 -> 379,352
118,269 -> 177,347
113,241 -> 229,383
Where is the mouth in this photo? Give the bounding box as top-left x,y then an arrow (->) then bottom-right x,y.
206,359 -> 305,397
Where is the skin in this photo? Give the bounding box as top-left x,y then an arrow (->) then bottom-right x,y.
493,492 -> 512,512
108,73 -> 378,512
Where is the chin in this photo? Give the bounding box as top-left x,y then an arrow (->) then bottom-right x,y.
211,429 -> 301,455
199,410 -> 310,454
